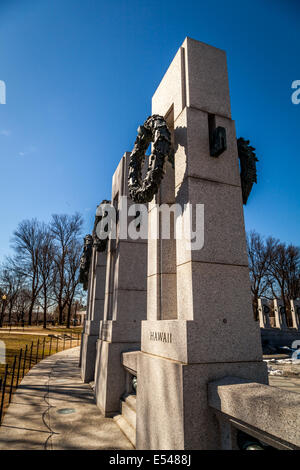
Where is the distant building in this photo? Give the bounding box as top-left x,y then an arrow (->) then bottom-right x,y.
77,310 -> 86,326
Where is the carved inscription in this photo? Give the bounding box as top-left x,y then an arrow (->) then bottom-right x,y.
149,331 -> 172,343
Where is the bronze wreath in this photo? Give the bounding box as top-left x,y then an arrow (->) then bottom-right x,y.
79,234 -> 93,291
128,115 -> 172,203
92,200 -> 111,252
237,137 -> 258,205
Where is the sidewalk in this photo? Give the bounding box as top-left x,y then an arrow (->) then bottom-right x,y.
269,375 -> 300,394
0,347 -> 134,450
0,330 -> 50,336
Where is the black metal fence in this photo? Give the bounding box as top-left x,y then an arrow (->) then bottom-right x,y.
0,333 -> 81,424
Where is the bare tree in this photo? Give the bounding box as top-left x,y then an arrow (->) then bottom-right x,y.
247,231 -> 278,318
11,219 -> 45,325
285,244 -> 300,300
247,230 -> 300,323
0,259 -> 25,324
13,288 -> 31,324
64,239 -> 82,328
50,213 -> 83,324
37,226 -> 55,328
267,242 -> 300,305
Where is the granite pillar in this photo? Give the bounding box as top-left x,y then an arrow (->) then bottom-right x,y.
274,299 -> 288,330
80,246 -> 107,382
291,300 -> 300,331
258,298 -> 271,329
94,152 -> 147,416
136,37 -> 268,450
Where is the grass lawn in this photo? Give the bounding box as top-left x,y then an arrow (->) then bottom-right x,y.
0,329 -> 82,422
0,325 -> 83,335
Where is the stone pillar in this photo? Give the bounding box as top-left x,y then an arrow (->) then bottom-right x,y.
273,299 -> 282,329
78,316 -> 85,367
290,300 -> 300,331
80,247 -> 107,382
79,291 -> 89,367
94,152 -> 147,416
258,298 -> 271,329
136,37 -> 268,450
273,299 -> 288,330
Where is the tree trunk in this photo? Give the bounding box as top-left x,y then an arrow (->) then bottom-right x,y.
28,300 -> 35,326
252,293 -> 259,321
66,303 -> 72,329
43,292 -> 47,329
8,305 -> 13,324
58,305 -> 64,325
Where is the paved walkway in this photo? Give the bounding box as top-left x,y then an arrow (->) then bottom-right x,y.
0,347 -> 133,450
1,346 -> 298,450
269,375 -> 300,394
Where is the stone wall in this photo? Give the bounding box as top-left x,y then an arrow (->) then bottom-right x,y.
258,298 -> 300,349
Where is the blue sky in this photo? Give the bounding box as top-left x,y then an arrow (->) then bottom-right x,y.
0,0 -> 299,261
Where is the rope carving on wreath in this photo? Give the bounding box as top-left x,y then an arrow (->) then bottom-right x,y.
128,115 -> 172,203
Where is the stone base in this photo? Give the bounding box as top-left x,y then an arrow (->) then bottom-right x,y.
136,352 -> 268,450
261,328 -> 300,349
142,319 -> 263,363
80,333 -> 98,383
94,339 -> 140,417
78,332 -> 84,367
84,319 -> 102,336
100,320 -> 142,343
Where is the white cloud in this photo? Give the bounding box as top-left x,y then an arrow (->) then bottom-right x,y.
0,129 -> 11,136
18,146 -> 37,157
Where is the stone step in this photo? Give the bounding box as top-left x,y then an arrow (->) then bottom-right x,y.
121,400 -> 136,429
125,394 -> 136,412
113,414 -> 136,448
89,381 -> 95,391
